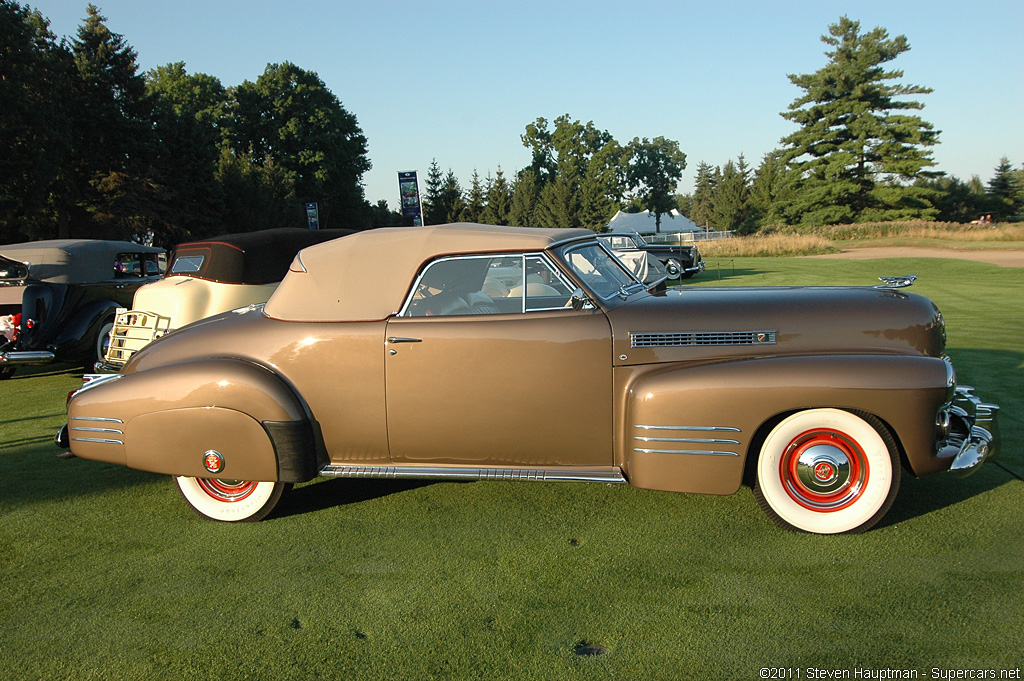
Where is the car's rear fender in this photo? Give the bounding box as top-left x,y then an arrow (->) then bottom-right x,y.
68,358 -> 320,483
618,354 -> 951,495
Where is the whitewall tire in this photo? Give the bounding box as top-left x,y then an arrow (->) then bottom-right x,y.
753,409 -> 900,534
175,477 -> 290,522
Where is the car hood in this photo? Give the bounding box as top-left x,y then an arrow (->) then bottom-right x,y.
607,285 -> 944,367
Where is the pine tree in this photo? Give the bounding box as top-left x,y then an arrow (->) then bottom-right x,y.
710,155 -> 757,234
462,169 -> 485,223
986,157 -> 1018,219
422,159 -> 444,225
0,0 -> 74,241
509,170 -> 539,227
779,16 -> 939,224
749,150 -> 798,227
481,167 -> 512,226
66,3 -> 155,239
689,162 -> 717,229
438,170 -> 465,224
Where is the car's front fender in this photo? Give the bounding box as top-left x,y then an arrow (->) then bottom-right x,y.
618,354 -> 952,495
68,358 -> 320,483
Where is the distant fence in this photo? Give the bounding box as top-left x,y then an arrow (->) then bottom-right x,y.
645,231 -> 734,244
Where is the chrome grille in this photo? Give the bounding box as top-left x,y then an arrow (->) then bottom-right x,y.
630,330 -> 777,348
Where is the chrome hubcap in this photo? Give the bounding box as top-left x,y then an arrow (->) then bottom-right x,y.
796,444 -> 851,494
197,478 -> 257,502
780,429 -> 868,512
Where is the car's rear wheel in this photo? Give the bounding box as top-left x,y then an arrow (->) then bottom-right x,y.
753,408 -> 900,534
174,477 -> 290,522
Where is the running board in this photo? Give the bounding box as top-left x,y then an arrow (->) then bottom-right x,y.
319,464 -> 627,484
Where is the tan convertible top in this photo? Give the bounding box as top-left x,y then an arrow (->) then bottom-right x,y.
264,223 -> 593,322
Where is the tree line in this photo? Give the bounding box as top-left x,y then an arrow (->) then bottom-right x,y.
3,5 -> 1022,248
1,2 -> 375,246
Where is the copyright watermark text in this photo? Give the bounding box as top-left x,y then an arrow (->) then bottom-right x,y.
758,668 -> 1021,680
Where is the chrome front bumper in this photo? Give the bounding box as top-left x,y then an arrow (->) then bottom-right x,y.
937,386 -> 1001,477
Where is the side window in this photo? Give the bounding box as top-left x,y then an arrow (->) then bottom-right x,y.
402,253 -> 575,317
114,252 -> 144,278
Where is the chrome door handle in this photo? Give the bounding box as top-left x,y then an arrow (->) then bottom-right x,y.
387,337 -> 422,344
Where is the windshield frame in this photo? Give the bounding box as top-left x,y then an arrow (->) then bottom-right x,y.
555,240 -> 646,302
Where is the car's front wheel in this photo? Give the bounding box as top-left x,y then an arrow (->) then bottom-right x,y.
175,477 -> 290,522
753,408 -> 900,534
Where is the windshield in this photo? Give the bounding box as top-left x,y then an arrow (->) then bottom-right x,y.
560,243 -> 643,300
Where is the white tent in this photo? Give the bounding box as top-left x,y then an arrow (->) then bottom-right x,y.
606,209 -> 701,235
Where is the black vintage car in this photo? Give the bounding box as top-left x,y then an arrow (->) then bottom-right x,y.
599,232 -> 704,280
0,239 -> 164,378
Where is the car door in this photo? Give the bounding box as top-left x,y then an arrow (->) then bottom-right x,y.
384,252 -> 613,468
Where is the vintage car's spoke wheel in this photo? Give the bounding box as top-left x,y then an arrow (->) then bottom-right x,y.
174,476 -> 290,522
665,260 -> 681,278
753,409 -> 900,534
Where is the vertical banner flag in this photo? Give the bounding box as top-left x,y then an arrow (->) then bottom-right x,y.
398,171 -> 423,226
305,202 -> 320,230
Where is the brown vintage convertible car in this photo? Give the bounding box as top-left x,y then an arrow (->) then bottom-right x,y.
56,224 -> 1000,533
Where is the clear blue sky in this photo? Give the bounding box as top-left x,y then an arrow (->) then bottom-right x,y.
32,0 -> 1024,211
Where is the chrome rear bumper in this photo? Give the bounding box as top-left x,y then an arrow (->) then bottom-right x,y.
0,350 -> 55,366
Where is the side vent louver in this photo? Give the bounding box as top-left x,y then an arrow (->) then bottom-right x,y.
631,330 -> 777,348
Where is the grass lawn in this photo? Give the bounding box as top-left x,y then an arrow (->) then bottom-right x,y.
1,256 -> 1021,679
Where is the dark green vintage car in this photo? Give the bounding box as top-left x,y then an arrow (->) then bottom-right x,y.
0,239 -> 163,378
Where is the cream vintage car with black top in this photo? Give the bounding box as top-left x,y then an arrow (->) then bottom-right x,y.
99,228 -> 352,370
57,224 -> 1000,533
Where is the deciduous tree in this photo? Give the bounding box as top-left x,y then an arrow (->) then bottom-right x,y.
224,61 -> 371,229
626,136 -> 686,231
145,62 -> 226,243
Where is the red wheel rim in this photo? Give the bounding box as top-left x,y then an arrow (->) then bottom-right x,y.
779,428 -> 869,512
196,478 -> 258,503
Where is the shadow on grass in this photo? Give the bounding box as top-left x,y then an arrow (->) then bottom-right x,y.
0,363 -> 85,381
273,477 -> 440,519
878,463 -> 1018,530
0,412 -> 66,427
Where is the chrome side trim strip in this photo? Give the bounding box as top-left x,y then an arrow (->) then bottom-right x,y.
319,464 -> 627,484
634,436 -> 740,445
633,448 -> 739,457
70,437 -> 124,445
71,426 -> 123,435
70,416 -> 124,424
635,425 -> 741,433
